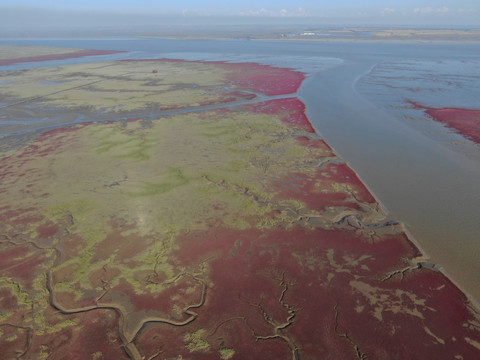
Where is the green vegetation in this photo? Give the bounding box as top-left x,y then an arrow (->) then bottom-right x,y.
219,348 -> 236,359
184,329 -> 210,352
0,58 -> 346,358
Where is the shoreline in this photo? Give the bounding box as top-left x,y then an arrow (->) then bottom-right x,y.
299,53 -> 480,304
302,80 -> 480,312
1,46 -> 479,358
3,36 -> 480,46
408,100 -> 480,145
1,48 -> 478,308
1,47 -> 478,309
0,48 -> 125,66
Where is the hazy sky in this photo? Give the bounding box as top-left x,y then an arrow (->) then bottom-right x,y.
1,0 -> 479,31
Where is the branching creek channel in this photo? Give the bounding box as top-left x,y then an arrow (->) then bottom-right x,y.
1,38 -> 480,306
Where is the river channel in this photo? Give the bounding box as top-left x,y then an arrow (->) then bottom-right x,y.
1,38 -> 479,303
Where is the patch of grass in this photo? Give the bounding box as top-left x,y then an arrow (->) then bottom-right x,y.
184,329 -> 210,353
135,167 -> 190,196
219,348 -> 235,359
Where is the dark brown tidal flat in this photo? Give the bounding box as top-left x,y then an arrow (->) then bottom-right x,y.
0,47 -> 479,359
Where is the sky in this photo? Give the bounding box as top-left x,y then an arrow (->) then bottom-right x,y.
2,0 -> 479,18
1,0 -> 479,35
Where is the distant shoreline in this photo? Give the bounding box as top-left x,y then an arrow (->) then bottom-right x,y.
3,37 -> 480,44
2,26 -> 479,43
0,48 -> 125,66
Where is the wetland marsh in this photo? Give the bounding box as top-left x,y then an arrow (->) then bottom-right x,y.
0,42 -> 479,359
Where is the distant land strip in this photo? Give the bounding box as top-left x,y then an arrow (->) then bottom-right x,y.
0,49 -> 125,66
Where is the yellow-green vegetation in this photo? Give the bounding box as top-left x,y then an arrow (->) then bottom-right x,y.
0,59 -> 336,357
0,247 -> 64,339
1,99 -> 330,305
0,276 -> 32,307
0,45 -> 81,60
27,109 -> 317,235
184,329 -> 210,352
2,53 -> 478,360
0,276 -> 34,334
38,345 -> 50,360
0,60 -> 235,112
219,348 -> 236,359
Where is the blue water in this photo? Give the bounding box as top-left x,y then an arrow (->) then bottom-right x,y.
1,38 -> 479,303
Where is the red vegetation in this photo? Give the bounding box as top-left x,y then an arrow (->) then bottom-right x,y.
90,225 -> 152,263
295,136 -> 335,156
0,49 -> 124,66
28,309 -> 127,360
121,59 -> 305,96
1,58 -> 479,359
0,243 -> 49,288
0,246 -> 30,271
8,124 -> 90,164
36,221 -> 59,239
247,98 -> 315,133
166,225 -> 480,359
408,100 -> 480,144
216,62 -> 305,96
273,163 -> 375,211
38,123 -> 90,141
198,91 -> 257,107
0,324 -> 32,359
323,163 -> 376,203
0,206 -> 43,227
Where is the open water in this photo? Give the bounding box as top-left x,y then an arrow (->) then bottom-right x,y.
1,38 -> 479,302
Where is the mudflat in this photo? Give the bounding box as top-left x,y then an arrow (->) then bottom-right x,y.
1,46 -> 479,359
